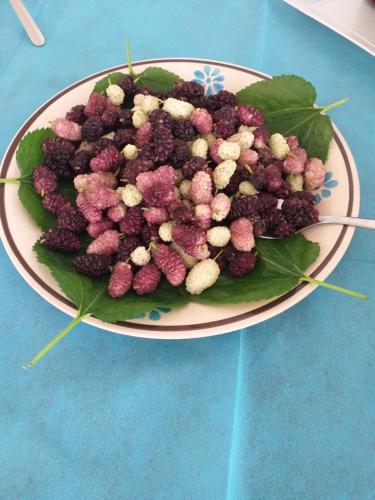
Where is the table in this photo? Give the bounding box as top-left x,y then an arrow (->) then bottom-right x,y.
1,1 -> 374,498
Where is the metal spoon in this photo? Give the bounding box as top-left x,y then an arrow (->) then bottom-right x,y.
260,215 -> 375,239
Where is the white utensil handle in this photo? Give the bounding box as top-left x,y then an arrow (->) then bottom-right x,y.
9,0 -> 45,46
319,215 -> 375,230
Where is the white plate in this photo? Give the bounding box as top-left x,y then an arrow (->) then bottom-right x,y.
0,59 -> 360,339
284,0 -> 375,56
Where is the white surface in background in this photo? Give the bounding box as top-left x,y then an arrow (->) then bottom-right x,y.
284,0 -> 375,56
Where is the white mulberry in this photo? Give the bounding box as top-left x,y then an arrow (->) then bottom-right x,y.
130,246 -> 151,266
121,184 -> 143,207
207,226 -> 231,247
185,259 -> 220,295
163,98 -> 194,119
213,160 -> 237,189
270,133 -> 290,160
106,84 -> 125,105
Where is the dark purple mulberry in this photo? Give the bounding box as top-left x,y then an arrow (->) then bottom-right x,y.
118,109 -> 133,129
168,139 -> 190,168
143,183 -> 175,207
42,193 -> 73,215
207,244 -> 227,271
214,120 -> 237,139
253,127 -> 270,150
65,105 -> 86,125
267,209 -> 296,237
181,157 -> 210,180
117,236 -> 141,261
257,193 -> 278,214
171,80 -> 204,101
212,106 -> 237,124
74,254 -> 111,277
70,150 -> 92,175
141,224 -> 161,245
43,138 -> 76,163
57,209 -> 87,232
223,169 -> 243,196
82,116 -> 104,141
120,159 -> 153,185
249,165 -> 267,191
236,104 -> 264,127
153,125 -> 174,163
257,147 -> 273,165
228,251 -> 256,277
118,75 -> 135,96
43,228 -> 81,252
113,128 -> 134,149
138,144 -> 155,162
44,157 -> 74,181
119,206 -> 145,235
33,165 -> 57,196
101,109 -> 119,131
149,109 -> 173,129
281,196 -> 319,228
271,179 -> 290,199
227,195 -> 259,221
208,90 -> 236,111
172,119 -> 195,140
90,137 -> 115,156
290,190 -> 316,204
169,203 -> 195,224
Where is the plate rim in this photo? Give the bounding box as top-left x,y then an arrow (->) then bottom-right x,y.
0,58 -> 360,339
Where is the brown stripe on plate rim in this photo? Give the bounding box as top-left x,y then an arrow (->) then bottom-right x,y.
0,59 -> 354,332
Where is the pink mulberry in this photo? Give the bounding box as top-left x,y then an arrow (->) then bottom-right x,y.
87,229 -> 120,255
107,202 -> 127,222
90,146 -> 122,172
76,192 -> 102,223
230,218 -> 255,252
87,218 -> 115,238
210,138 -> 225,164
190,108 -> 213,134
172,223 -> 207,258
84,92 -> 107,117
190,171 -> 213,205
304,158 -> 325,190
144,207 -> 170,225
195,204 -> 212,230
86,185 -> 120,210
108,262 -> 133,298
51,118 -> 82,141
238,149 -> 259,166
283,147 -> 307,175
152,244 -> 186,286
135,122 -> 152,147
132,263 -> 161,295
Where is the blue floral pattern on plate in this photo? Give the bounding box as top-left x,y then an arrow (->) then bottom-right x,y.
193,66 -> 224,95
135,307 -> 172,321
315,172 -> 338,204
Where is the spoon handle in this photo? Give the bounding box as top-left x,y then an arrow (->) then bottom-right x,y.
319,215 -> 375,230
9,0 -> 45,46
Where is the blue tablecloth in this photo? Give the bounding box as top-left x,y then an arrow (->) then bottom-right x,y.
1,1 -> 375,498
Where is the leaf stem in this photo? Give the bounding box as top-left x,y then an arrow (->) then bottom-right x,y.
126,41 -> 135,77
0,177 -> 21,183
302,275 -> 368,300
322,98 -> 348,113
23,313 -> 89,369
